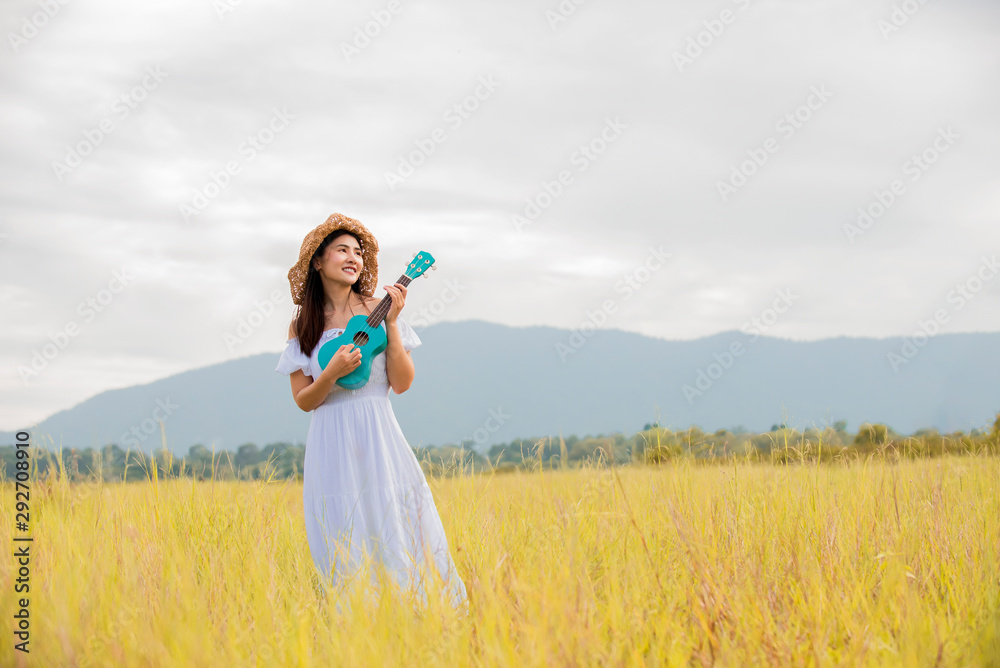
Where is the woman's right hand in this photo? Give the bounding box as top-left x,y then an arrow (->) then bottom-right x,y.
320,343 -> 362,381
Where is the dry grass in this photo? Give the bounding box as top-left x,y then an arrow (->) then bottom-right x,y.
2,452 -> 999,666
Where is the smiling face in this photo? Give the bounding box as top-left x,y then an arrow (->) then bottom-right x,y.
312,232 -> 363,288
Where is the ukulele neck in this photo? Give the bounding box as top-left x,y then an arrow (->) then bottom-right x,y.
365,274 -> 412,329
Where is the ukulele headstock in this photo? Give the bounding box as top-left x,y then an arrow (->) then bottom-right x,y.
406,251 -> 436,280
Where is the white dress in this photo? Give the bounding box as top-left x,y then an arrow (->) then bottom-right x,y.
274,316 -> 467,609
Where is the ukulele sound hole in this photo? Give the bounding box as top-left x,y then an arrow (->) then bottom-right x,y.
352,332 -> 370,346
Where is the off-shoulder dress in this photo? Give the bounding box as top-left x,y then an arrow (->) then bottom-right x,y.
274,317 -> 467,608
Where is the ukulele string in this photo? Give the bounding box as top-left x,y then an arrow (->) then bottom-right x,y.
351,271 -> 414,346
332,257 -> 429,363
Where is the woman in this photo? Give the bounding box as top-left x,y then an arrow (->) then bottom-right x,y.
274,213 -> 467,610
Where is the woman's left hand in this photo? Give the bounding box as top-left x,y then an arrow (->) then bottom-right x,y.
383,282 -> 407,323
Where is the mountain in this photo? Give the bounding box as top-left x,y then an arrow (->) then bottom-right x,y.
3,321 -> 999,455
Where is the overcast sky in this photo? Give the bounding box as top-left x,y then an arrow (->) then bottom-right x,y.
1,0 -> 998,430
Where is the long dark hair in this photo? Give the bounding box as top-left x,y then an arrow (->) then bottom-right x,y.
293,230 -> 369,356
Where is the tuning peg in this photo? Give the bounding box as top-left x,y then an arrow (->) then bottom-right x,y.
430,265 -> 437,271
411,252 -> 418,258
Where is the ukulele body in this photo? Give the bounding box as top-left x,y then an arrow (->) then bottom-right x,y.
317,314 -> 387,389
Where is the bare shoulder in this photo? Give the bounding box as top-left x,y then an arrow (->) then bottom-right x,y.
288,319 -> 296,339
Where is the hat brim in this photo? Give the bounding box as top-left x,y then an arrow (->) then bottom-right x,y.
287,214 -> 379,305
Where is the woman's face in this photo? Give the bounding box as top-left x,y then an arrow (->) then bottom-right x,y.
313,233 -> 363,286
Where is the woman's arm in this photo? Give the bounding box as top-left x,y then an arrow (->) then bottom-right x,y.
384,319 -> 415,394
368,294 -> 415,394
290,369 -> 340,412
286,320 -> 340,412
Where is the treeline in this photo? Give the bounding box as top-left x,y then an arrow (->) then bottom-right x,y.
0,441 -> 307,484
2,415 -> 998,484
415,415 -> 1000,475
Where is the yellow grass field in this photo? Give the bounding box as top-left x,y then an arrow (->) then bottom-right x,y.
3,454 -> 999,667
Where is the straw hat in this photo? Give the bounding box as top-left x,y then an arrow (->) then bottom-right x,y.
287,213 -> 379,305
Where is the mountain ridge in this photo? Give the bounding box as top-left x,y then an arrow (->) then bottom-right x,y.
5,320 -> 998,454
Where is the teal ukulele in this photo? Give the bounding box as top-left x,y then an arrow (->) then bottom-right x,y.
317,251 -> 436,389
